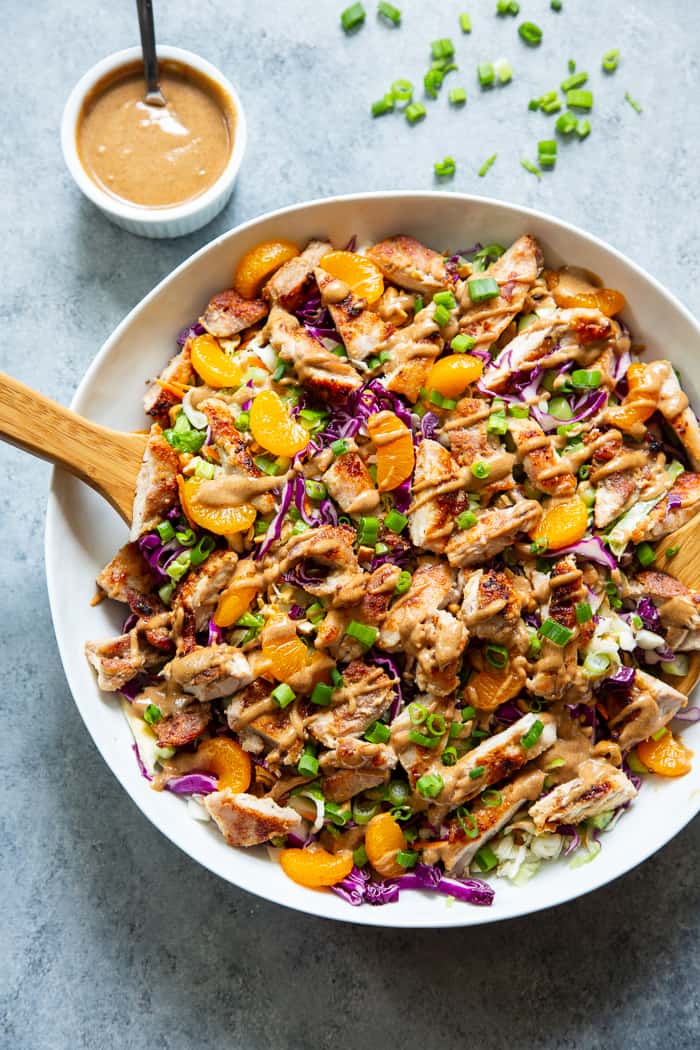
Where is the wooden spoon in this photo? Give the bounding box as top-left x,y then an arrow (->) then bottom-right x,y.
653,517 -> 700,695
0,372 -> 147,524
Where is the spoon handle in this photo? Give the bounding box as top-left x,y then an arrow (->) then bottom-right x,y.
136,0 -> 165,105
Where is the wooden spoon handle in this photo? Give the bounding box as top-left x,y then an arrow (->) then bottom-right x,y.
0,371 -> 146,523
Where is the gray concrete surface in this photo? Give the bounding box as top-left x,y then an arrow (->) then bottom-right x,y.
1,2 -> 699,1047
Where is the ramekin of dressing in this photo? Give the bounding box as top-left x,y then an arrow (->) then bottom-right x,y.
61,46 -> 247,238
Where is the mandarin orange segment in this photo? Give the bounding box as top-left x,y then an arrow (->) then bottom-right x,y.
365,812 -> 407,877
214,584 -> 258,628
367,410 -> 415,492
467,668 -> 522,712
427,354 -> 484,399
190,334 -> 243,389
178,476 -> 257,536
279,846 -> 354,888
261,614 -> 311,682
637,731 -> 693,777
249,389 -> 309,457
606,362 -> 657,433
233,239 -> 300,299
532,497 -> 589,550
318,250 -> 384,304
552,286 -> 626,317
194,737 -> 252,792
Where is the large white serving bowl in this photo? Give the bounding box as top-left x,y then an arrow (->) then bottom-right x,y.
45,192 -> 700,927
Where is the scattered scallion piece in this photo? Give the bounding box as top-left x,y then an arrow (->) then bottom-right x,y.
310,682 -> 334,707
494,57 -> 513,84
377,1 -> 401,25
272,683 -> 296,709
496,0 -> 519,14
485,643 -> 509,669
395,569 -> 412,595
331,438 -> 349,456
385,509 -> 408,533
568,59 -> 576,73
665,545 -> 680,559
521,718 -> 544,749
341,3 -> 366,32
575,601 -> 593,624
371,94 -> 395,117
449,86 -> 467,105
431,38 -> 455,60
346,620 -> 379,648
475,846 -> 499,872
405,101 -> 427,124
156,520 -> 175,542
391,79 -> 413,103
396,849 -> 418,869
451,333 -> 475,352
468,276 -> 500,303
364,721 -> 391,744
456,509 -> 477,530
305,479 -> 327,501
538,139 -> 557,169
416,772 -> 444,798
471,461 -> 491,479
481,789 -> 503,807
143,704 -> 162,726
556,110 -> 579,135
434,290 -> 457,309
550,0 -> 562,11
567,89 -> 593,110
357,516 -> 379,546
624,91 -> 642,114
460,12 -> 472,33
297,744 -> 319,777
518,21 -> 543,46
561,72 -> 588,92
602,49 -> 620,73
509,403 -> 530,417
636,542 -> 656,567
487,410 -> 508,435
478,62 -> 496,88
434,156 -> 457,178
571,369 -> 601,389
539,618 -> 573,646
521,158 -> 541,178
478,152 -> 497,176
469,765 -> 486,780
424,68 -> 444,99
577,118 -> 591,139
408,729 -> 440,748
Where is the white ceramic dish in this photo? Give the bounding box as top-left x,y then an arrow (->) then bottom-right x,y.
61,46 -> 247,239
45,192 -> 700,927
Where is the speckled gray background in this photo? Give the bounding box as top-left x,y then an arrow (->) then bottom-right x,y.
1,2 -> 699,1047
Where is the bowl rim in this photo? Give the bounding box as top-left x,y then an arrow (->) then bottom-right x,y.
45,191 -> 700,927
60,45 -> 248,224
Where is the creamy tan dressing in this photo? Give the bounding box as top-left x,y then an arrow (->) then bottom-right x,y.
196,470 -> 292,508
78,61 -> 235,208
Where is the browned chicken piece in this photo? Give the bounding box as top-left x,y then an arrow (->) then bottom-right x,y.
171,550 -> 238,652
528,556 -> 589,703
624,570 -> 700,630
423,769 -> 546,874
308,661 -> 395,749
264,305 -> 362,401
163,645 -> 252,702
630,472 -> 700,543
590,432 -> 668,529
321,769 -> 388,803
651,359 -> 700,470
129,425 -> 180,541
375,286 -> 415,326
199,398 -> 275,515
280,524 -> 365,606
204,790 -> 302,846
380,306 -> 442,402
153,703 -> 211,747
447,398 -> 511,473
366,234 -> 449,295
322,451 -> 380,515
143,343 -> 195,427
97,542 -> 156,603
457,235 -> 543,350
313,267 -> 394,361
199,288 -> 268,338
413,609 -> 468,696
460,568 -> 528,648
529,758 -> 637,832
226,679 -> 302,765
433,714 -> 557,807
318,737 -> 398,772
482,308 -> 613,393
408,439 -> 468,554
606,669 -> 686,751
315,564 -> 402,661
262,240 -> 333,310
508,416 -> 577,498
379,557 -> 456,650
85,632 -> 161,691
445,500 -> 542,568
389,696 -> 451,783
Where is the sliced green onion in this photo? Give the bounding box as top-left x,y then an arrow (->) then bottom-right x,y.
331,438 -> 349,456
457,509 -> 477,530
416,772 -> 444,798
156,520 -> 175,542
424,68 -> 444,100
272,683 -> 296,709
652,727 -> 669,742
310,682 -> 334,707
583,652 -> 612,677
459,12 -> 472,33
567,89 -> 593,110
357,516 -> 379,546
561,72 -> 588,92
189,534 -> 215,567
577,119 -> 591,139
451,333 -> 475,352
665,545 -> 680,559
478,153 -> 497,176
539,618 -> 574,646
433,291 -> 457,310
395,569 -> 412,595
636,542 -> 655,567
305,479 -> 327,501
528,98 -> 540,111
556,111 -> 579,135
396,849 -> 418,869
661,655 -> 689,677
235,612 -> 264,629
575,601 -> 593,624
254,454 -> 283,476
477,62 -> 495,88
550,0 -> 562,10
330,667 -> 343,688
530,538 -> 548,555
568,59 -> 576,73
441,746 -> 458,766
434,156 -> 457,179
518,21 -> 543,46
433,303 -> 452,326
456,806 -> 479,839
432,37 -> 455,60
468,277 -> 500,304
390,79 -> 413,104
487,411 -> 508,435
521,158 -> 541,179
494,58 -> 513,84
521,718 -> 544,749
449,86 -> 467,105
386,779 -> 410,807
377,1 -> 401,25
481,789 -> 503,807
485,643 -> 509,669
341,3 -> 366,31
538,139 -> 557,156
496,0 -> 519,13
602,49 -> 619,73
364,720 -> 391,744
166,551 -> 191,581
461,705 -> 476,722
471,460 -> 491,479
385,509 -> 408,533
143,704 -> 162,726
549,396 -> 573,420
509,403 -> 530,418
297,744 -> 319,777
157,581 -> 175,605
413,295 -> 424,313
405,102 -> 427,125
624,91 -> 642,114
426,713 -> 446,737
305,602 -> 324,624
409,701 -> 428,725
324,801 -> 350,827
469,765 -> 486,780
352,798 -> 380,825
408,729 -> 440,748
474,846 -> 499,872
346,620 -> 378,648
571,369 -> 602,390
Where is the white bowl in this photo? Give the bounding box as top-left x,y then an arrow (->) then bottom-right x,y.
45,192 -> 700,927
61,46 -> 247,239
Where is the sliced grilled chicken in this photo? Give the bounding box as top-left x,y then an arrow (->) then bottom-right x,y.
280,524 -> 365,606
153,703 -> 211,747
508,416 -> 577,498
200,288 -> 268,338
85,632 -> 162,691
200,397 -> 277,514
380,305 -> 442,402
630,472 -> 700,543
460,568 -> 528,647
408,439 -> 467,553
608,669 -> 687,750
315,564 -> 403,662
143,343 -> 194,427
322,451 -> 380,514
262,240 -> 332,310
313,267 -> 394,361
264,305 -> 362,401
529,758 -> 636,832
379,557 -> 456,650
625,570 -> 700,630
457,235 -> 543,350
413,609 -> 468,696
321,770 -> 389,803
653,359 -> 700,470
97,542 -> 156,603
445,500 -> 542,568
171,550 -> 238,652
130,425 -> 180,541
367,234 -> 449,295
318,737 -> 398,772
204,791 -> 302,846
163,645 -> 252,702
308,661 -> 396,748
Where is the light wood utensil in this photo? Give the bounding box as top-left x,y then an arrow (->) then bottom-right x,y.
0,371 -> 147,524
653,518 -> 700,696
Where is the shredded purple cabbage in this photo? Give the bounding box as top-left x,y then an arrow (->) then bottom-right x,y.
531,389 -> 608,433
370,654 -> 403,718
674,704 -> 700,723
165,773 -> 218,795
332,863 -> 494,908
559,824 -> 580,857
138,530 -> 191,584
331,865 -> 371,906
176,321 -> 205,347
207,619 -> 223,646
420,411 -> 440,441
543,536 -> 618,572
132,743 -> 152,782
120,678 -> 143,701
288,604 -> 305,621
495,700 -> 524,725
256,479 -> 293,559
637,597 -> 661,633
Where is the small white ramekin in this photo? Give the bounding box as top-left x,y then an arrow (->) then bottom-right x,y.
61,46 -> 247,239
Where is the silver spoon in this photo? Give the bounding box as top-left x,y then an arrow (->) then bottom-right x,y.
136,0 -> 166,106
